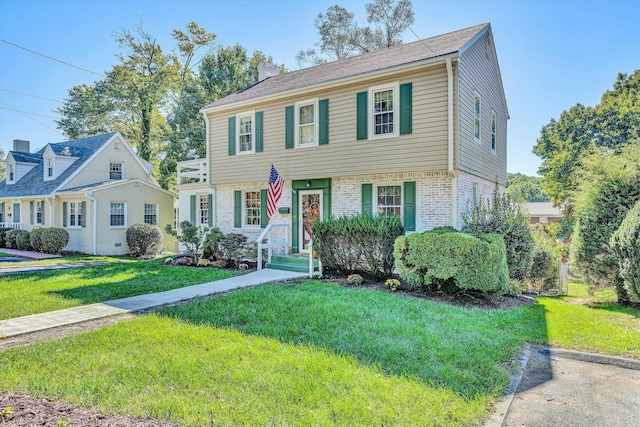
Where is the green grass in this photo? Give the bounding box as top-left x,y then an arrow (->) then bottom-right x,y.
0,260 -> 235,320
537,282 -> 640,358
0,282 -> 547,426
0,251 -> 9,257
0,255 -> 132,269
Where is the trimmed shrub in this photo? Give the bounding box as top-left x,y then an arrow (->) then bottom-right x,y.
219,233 -> 255,264
126,223 -> 164,257
4,229 -> 22,249
0,227 -> 10,248
40,227 -> 69,254
213,259 -> 227,269
527,225 -> 561,292
30,227 -> 45,252
610,201 -> 640,302
394,230 -> 509,295
165,221 -> 209,263
16,230 -> 32,251
463,183 -> 534,281
312,214 -> 404,280
202,227 -> 224,259
197,258 -> 211,267
347,274 -> 364,286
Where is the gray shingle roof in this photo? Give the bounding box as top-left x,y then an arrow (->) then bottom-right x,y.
10,152 -> 42,164
204,23 -> 487,110
0,132 -> 117,198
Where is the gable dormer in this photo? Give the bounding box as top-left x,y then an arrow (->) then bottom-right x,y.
43,144 -> 79,181
5,152 -> 40,185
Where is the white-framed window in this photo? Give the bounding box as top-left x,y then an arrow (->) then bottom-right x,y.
376,184 -> 402,217
295,99 -> 319,147
369,82 -> 399,139
144,203 -> 158,225
12,202 -> 21,223
244,191 -> 261,226
472,183 -> 479,205
7,162 -> 15,183
45,156 -> 55,180
491,110 -> 497,153
68,201 -> 85,228
237,111 -> 255,154
110,202 -> 126,227
474,92 -> 481,143
110,162 -> 123,180
199,194 -> 209,225
36,201 -> 44,224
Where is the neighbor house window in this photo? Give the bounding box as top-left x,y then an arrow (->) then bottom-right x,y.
12,203 -> 21,223
377,185 -> 402,216
369,83 -> 399,138
110,162 -> 123,180
474,92 -> 481,142
68,201 -> 85,227
237,112 -> 255,154
144,203 -> 157,225
46,157 -> 54,178
472,184 -> 479,205
36,201 -> 44,224
245,191 -> 261,226
199,194 -> 209,225
0,202 -> 4,223
110,202 -> 126,227
296,99 -> 318,146
491,111 -> 496,152
8,163 -> 15,183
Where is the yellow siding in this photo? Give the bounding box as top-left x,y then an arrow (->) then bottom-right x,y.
207,65 -> 450,184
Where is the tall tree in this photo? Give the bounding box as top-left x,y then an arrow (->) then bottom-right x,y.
55,82 -> 118,140
505,173 -> 550,203
296,0 -> 415,66
533,70 -> 639,205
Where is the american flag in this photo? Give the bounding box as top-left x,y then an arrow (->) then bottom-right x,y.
267,164 -> 284,221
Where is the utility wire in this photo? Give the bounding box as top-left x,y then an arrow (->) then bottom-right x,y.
0,88 -> 63,103
0,100 -> 62,135
0,107 -> 59,119
0,38 -> 104,77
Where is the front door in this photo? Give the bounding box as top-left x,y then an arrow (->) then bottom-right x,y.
299,190 -> 323,253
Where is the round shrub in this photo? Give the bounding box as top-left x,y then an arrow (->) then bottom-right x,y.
126,223 -> 164,257
610,201 -> 640,302
203,227 -> 224,259
212,259 -> 227,269
30,228 -> 45,252
16,230 -> 32,251
41,227 -> 69,254
4,229 -> 22,249
197,258 -> 211,267
347,274 -> 364,286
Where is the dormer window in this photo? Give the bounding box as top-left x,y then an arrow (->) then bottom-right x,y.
110,162 -> 123,180
44,156 -> 55,181
7,162 -> 15,183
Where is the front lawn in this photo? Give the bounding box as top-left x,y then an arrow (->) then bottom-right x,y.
0,255 -> 132,269
0,260 -> 235,320
0,281 -> 547,426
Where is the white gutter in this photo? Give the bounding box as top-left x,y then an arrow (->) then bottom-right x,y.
86,191 -> 98,255
446,57 -> 458,228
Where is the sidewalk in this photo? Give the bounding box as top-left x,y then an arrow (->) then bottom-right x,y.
0,268 -> 307,338
0,248 -> 61,260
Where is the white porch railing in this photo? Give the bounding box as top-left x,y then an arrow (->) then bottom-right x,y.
0,222 -> 22,229
256,223 -> 290,269
176,159 -> 207,185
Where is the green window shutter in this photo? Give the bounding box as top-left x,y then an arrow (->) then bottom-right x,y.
234,190 -> 242,228
81,201 -> 87,227
62,202 -> 67,227
361,183 -> 373,215
30,201 -> 34,224
356,91 -> 368,140
255,111 -> 264,152
260,189 -> 268,228
319,99 -> 329,145
207,194 -> 213,225
190,195 -> 196,225
403,181 -> 416,232
228,116 -> 236,155
285,106 -> 294,148
400,83 -> 412,135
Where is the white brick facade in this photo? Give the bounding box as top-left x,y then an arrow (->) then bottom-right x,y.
457,170 -> 502,226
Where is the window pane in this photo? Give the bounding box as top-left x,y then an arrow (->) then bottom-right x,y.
299,104 -> 314,125
299,125 -> 315,144
199,195 -> 209,225
144,203 -> 157,225
245,192 -> 261,226
110,203 -> 125,226
377,185 -> 401,217
373,89 -> 394,135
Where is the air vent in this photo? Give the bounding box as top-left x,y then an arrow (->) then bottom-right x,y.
115,243 -> 122,247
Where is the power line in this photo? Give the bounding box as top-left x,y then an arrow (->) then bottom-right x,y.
0,38 -> 104,77
0,88 -> 63,103
0,100 -> 62,135
0,107 -> 59,119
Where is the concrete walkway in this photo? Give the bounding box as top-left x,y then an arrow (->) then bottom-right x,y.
0,268 -> 307,338
0,248 -> 61,260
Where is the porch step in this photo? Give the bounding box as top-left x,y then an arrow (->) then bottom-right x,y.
266,254 -> 319,273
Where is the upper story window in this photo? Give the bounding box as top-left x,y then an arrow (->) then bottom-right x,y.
144,203 -> 158,225
110,202 -> 126,227
296,99 -> 318,147
491,111 -> 497,153
474,92 -> 481,143
199,194 -> 209,225
45,157 -> 54,180
237,112 -> 255,154
110,162 -> 123,180
377,185 -> 402,217
7,162 -> 15,183
369,82 -> 400,139
245,191 -> 261,226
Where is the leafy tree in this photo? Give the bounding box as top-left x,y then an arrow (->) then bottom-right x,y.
533,70 -> 639,205
296,0 -> 415,66
505,173 -> 550,203
55,82 -> 118,140
610,201 -> 640,303
571,143 -> 640,305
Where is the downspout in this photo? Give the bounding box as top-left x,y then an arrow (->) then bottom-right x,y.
201,109 -> 215,227
86,191 -> 98,255
45,195 -> 54,226
446,57 -> 458,228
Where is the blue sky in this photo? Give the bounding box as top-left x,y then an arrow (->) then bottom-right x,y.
0,0 -> 638,176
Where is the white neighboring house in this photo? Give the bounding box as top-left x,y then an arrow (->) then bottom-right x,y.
175,24 -> 509,269
0,132 -> 175,255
